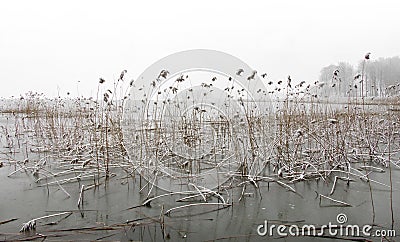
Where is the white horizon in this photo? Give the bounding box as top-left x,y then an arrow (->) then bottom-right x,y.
1,0 -> 399,98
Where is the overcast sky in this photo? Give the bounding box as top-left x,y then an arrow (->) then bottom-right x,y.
1,0 -> 399,98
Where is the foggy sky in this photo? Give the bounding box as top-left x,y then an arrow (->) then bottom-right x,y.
1,0 -> 399,98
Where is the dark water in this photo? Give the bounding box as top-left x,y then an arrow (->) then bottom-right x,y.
0,110 -> 399,241
0,161 -> 400,241
1,164 -> 399,241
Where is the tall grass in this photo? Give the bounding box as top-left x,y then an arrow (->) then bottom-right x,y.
0,64 -> 398,227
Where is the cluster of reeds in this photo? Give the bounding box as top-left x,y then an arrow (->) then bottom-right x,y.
0,58 -> 398,236
1,71 -> 132,174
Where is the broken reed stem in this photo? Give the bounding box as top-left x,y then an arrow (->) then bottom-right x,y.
56,179 -> 71,198
275,180 -> 296,193
329,176 -> 338,195
0,218 -> 18,225
177,192 -> 212,202
197,185 -> 226,204
142,190 -> 210,206
238,183 -> 246,202
145,171 -> 158,199
77,184 -> 85,208
321,169 -> 391,188
159,204 -> 166,238
189,183 -> 207,202
317,192 -> 352,207
20,212 -> 72,232
38,174 -> 95,186
164,203 -> 231,216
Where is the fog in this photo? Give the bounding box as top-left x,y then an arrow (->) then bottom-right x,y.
1,0 -> 399,98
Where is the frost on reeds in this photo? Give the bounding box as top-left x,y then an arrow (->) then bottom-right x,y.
1,73 -> 131,182
0,64 -> 398,234
20,212 -> 72,232
1,71 -> 398,190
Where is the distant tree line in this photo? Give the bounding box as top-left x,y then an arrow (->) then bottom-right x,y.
318,56 -> 400,97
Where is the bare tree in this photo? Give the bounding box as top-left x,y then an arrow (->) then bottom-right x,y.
319,62 -> 354,97
359,56 -> 400,97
